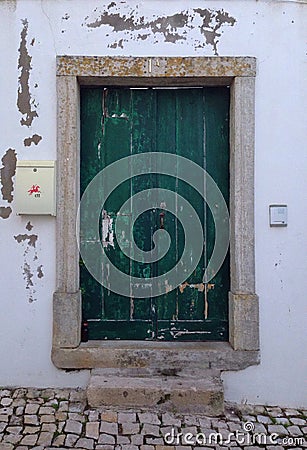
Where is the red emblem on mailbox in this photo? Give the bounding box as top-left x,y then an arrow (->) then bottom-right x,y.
28,184 -> 41,195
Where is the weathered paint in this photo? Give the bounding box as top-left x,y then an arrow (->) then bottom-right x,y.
23,134 -> 42,147
13,224 -> 44,303
80,86 -> 229,341
101,210 -> 115,248
23,261 -> 34,302
0,149 -> 17,203
17,19 -> 38,127
84,6 -> 235,55
179,282 -> 205,293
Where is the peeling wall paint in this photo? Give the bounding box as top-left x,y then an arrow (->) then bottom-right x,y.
37,265 -> 44,279
84,6 -> 236,55
14,233 -> 38,247
14,224 -> 43,303
23,134 -> 42,147
23,262 -> 34,299
25,221 -> 33,231
0,149 -> 17,203
17,19 -> 38,127
0,206 -> 12,219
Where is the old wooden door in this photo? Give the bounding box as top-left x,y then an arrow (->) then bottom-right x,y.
80,86 -> 229,341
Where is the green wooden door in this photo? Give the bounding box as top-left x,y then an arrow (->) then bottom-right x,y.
80,87 -> 229,341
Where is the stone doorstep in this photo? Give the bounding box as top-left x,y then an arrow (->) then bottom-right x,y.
52,341 -> 260,371
87,369 -> 224,416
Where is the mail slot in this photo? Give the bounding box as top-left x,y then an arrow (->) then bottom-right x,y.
15,160 -> 56,216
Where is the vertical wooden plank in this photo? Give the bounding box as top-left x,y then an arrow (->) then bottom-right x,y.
155,89 -> 178,323
102,88 -> 131,321
176,88 -> 206,321
80,88 -> 104,321
204,87 -> 230,326
130,88 -> 155,321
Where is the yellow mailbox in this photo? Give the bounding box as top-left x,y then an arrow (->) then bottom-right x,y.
15,161 -> 56,216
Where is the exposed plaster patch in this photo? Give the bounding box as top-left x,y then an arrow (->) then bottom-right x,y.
0,206 -> 12,219
17,19 -> 38,127
23,134 -> 42,147
84,6 -> 236,54
0,149 -> 17,203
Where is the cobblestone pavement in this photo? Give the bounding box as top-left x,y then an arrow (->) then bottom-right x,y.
0,388 -> 306,450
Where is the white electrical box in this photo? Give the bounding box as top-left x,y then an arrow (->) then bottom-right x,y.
269,204 -> 287,227
15,161 -> 56,216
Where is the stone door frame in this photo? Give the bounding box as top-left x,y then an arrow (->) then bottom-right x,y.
52,56 -> 259,371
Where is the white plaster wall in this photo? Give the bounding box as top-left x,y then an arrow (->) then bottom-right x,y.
0,0 -> 306,406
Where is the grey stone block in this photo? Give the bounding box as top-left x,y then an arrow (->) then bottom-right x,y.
87,371 -> 224,416
229,293 -> 259,350
53,291 -> 81,349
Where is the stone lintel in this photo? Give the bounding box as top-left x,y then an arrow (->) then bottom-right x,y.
57,56 -> 256,78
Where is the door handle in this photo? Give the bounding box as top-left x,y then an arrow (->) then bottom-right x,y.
159,212 -> 165,229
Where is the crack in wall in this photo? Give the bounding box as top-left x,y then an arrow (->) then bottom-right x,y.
0,149 -> 17,203
84,6 -> 236,54
24,134 -> 42,147
17,19 -> 38,127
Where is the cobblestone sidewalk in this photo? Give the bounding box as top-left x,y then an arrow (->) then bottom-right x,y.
0,388 -> 306,450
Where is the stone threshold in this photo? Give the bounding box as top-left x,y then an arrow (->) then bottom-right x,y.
52,341 -> 259,371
